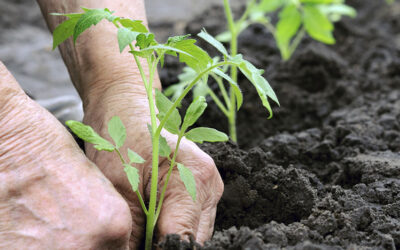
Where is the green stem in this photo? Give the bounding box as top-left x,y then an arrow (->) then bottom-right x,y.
208,87 -> 230,116
211,73 -> 231,108
144,62 -> 159,250
287,28 -> 305,61
154,134 -> 184,223
115,149 -> 148,215
223,0 -> 238,142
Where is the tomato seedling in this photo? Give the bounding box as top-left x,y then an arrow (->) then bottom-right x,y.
52,7 -> 278,249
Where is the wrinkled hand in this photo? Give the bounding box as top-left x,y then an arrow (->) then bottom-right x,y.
0,62 -> 132,250
83,83 -> 224,248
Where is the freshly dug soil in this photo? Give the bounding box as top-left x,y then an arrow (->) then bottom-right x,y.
158,0 -> 400,249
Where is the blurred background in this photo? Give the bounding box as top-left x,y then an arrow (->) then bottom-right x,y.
0,0 -> 241,122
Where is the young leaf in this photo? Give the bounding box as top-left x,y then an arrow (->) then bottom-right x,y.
108,116 -> 126,149
319,4 -> 356,21
185,127 -> 228,143
66,120 -> 115,151
167,34 -> 191,44
258,0 -> 285,13
128,148 -> 145,164
159,135 -> 171,157
52,14 -> 82,49
73,8 -> 114,42
174,39 -> 212,72
198,29 -> 229,57
177,163 -> 196,201
140,44 -> 193,58
212,68 -> 243,110
155,89 -> 181,135
123,164 -> 140,192
136,33 -> 156,49
276,4 -> 302,59
117,27 -> 140,52
182,96 -> 207,131
300,0 -> 335,3
303,5 -> 335,44
119,19 -> 148,33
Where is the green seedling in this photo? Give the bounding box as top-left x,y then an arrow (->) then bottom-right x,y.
167,0 -> 354,142
52,7 -> 278,249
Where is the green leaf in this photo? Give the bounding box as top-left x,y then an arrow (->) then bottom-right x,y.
52,14 -> 82,49
135,33 -> 156,49
164,66 -> 196,101
177,163 -> 196,201
128,148 -> 145,164
276,4 -> 302,59
66,120 -> 115,151
198,29 -> 229,57
300,0 -> 335,3
174,39 -> 212,72
216,31 -> 232,42
159,135 -> 171,157
258,0 -> 285,12
117,27 -> 140,52
155,89 -> 181,134
182,96 -> 207,131
212,68 -> 243,110
167,34 -> 191,44
303,5 -> 335,44
73,8 -> 114,42
185,127 -> 228,143
123,164 -> 140,192
108,116 -> 126,149
119,19 -> 148,33
140,44 -> 193,58
318,4 -> 356,22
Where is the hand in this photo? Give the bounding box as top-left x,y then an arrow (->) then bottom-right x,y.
0,62 -> 132,250
83,82 -> 224,248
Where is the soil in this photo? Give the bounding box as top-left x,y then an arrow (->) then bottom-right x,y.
158,0 -> 400,249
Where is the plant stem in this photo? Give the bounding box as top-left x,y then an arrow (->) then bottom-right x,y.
287,28 -> 305,61
154,134 -> 184,223
223,0 -> 238,142
208,87 -> 230,116
211,73 -> 231,108
145,62 -> 159,250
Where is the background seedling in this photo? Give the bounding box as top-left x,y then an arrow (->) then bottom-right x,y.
166,0 -> 354,142
52,7 -> 278,249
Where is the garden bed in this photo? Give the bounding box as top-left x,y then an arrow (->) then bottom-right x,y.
158,0 -> 400,249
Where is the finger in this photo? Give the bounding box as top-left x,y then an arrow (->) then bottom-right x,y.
196,206 -> 217,243
156,167 -> 203,240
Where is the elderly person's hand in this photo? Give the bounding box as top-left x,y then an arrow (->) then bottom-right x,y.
37,0 -> 224,248
0,62 -> 132,249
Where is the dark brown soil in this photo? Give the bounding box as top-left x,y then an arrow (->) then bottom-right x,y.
158,0 -> 400,249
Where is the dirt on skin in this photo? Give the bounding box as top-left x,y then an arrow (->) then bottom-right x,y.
158,0 -> 400,249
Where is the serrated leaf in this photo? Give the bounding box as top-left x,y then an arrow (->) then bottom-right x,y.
155,89 -> 181,134
182,96 -> 207,131
136,33 -> 156,49
123,164 -> 140,192
52,14 -> 82,49
198,29 -> 229,57
108,116 -> 126,149
212,68 -> 243,110
141,44 -> 194,58
177,163 -> 196,201
303,5 -> 335,44
185,127 -> 228,143
159,135 -> 171,157
128,148 -> 145,164
167,34 -> 191,44
215,31 -> 232,43
276,4 -> 302,59
174,39 -> 212,72
119,19 -> 148,33
73,8 -> 113,42
66,120 -> 115,151
117,27 -> 140,52
257,0 -> 285,12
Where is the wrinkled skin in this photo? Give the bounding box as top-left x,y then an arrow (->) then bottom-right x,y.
83,83 -> 224,248
0,62 -> 132,249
